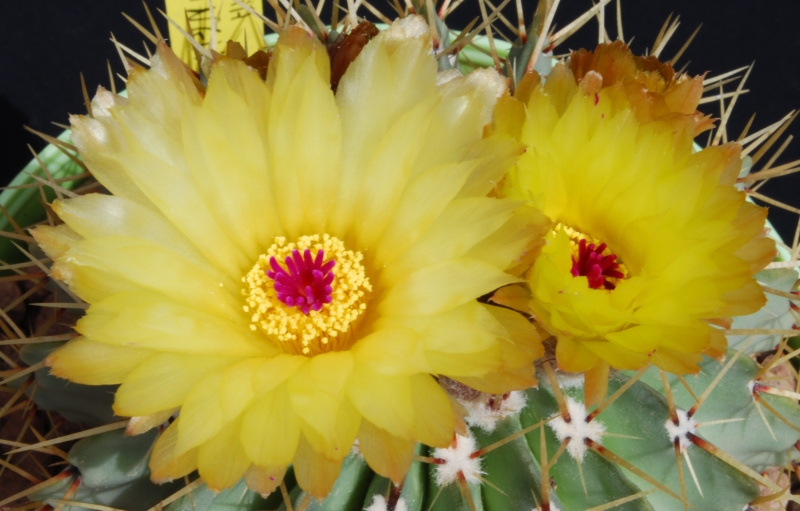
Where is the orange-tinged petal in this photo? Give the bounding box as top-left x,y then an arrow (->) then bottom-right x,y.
149,419 -> 198,483
293,434 -> 343,500
358,419 -> 415,483
455,365 -> 538,394
484,304 -> 544,366
490,284 -> 532,314
581,340 -> 650,370
652,347 -> 703,374
555,336 -> 600,373
584,361 -> 609,408
704,327 -> 728,360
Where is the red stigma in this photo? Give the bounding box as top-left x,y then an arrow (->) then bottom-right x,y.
267,249 -> 335,314
571,239 -> 624,290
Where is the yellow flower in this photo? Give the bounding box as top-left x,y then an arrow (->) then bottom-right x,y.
32,17 -> 547,499
495,49 -> 774,401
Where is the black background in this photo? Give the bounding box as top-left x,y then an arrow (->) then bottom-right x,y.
2,1 -> 800,240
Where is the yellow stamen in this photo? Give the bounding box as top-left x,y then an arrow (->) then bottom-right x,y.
242,234 -> 372,356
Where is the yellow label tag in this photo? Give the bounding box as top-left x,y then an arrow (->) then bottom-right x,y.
164,0 -> 265,67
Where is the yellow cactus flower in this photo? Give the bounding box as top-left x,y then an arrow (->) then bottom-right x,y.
495,48 -> 775,402
32,18 -> 546,499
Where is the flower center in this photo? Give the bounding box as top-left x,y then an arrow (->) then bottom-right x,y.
242,234 -> 372,356
268,248 -> 335,314
561,225 -> 627,290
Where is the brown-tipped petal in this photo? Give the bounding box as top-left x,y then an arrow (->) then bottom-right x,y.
244,465 -> 287,498
126,409 -> 176,436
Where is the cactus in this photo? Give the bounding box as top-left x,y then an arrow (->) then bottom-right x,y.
28,428 -> 183,511
1,1 -> 800,511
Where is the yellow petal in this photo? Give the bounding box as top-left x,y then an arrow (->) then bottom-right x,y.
61,237 -> 239,319
604,325 -> 664,355
241,384 -> 301,467
352,327 -> 429,376
465,205 -> 550,273
220,358 -> 265,422
358,419 -> 415,483
347,364 -> 414,439
379,258 -> 520,316
417,67 -> 506,178
149,419 -> 198,483
380,197 -> 519,283
182,59 -> 280,259
70,91 -> 155,207
267,27 -> 340,237
372,159 -> 478,261
50,258 -> 141,305
379,302 -> 503,376
197,416 -> 251,492
52,194 -> 205,267
78,292 -> 272,357
287,352 -> 358,457
455,136 -> 525,199
330,15 -> 436,236
46,337 -> 155,385
409,374 -> 453,448
114,353 -> 238,416
252,354 -> 307,394
350,100 -> 435,251
298,398 -> 361,462
176,370 -> 225,455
